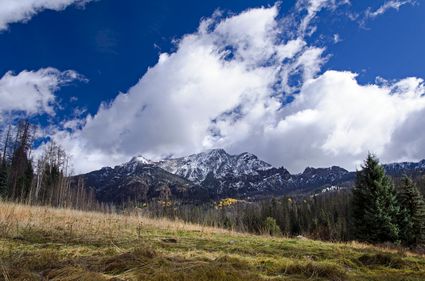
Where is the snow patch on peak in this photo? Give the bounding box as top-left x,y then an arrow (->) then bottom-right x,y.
383,159 -> 425,173
130,155 -> 154,165
157,149 -> 272,183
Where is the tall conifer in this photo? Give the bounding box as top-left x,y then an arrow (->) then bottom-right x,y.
352,153 -> 400,243
397,176 -> 425,246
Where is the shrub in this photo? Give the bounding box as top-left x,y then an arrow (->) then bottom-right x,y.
263,217 -> 281,236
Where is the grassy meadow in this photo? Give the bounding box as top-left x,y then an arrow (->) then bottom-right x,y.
0,202 -> 425,281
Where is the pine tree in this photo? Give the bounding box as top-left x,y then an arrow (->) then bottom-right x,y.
0,162 -> 8,199
397,176 -> 425,246
352,153 -> 400,243
0,125 -> 12,199
8,120 -> 33,200
21,159 -> 33,201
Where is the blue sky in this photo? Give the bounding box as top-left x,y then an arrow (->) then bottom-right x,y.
1,0 -> 425,173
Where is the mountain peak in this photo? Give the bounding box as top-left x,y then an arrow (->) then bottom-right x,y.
158,149 -> 271,183
302,166 -> 348,174
129,155 -> 153,165
204,148 -> 228,156
238,152 -> 257,159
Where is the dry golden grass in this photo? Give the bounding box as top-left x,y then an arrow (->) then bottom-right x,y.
0,201 -> 234,239
1,201 -> 425,281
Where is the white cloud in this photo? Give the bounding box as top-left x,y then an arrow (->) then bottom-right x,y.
43,3 -> 425,174
0,0 -> 93,31
0,68 -> 81,119
296,0 -> 350,36
333,33 -> 341,43
365,0 -> 415,19
248,72 -> 425,172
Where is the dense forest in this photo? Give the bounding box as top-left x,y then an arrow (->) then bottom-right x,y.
140,155 -> 425,248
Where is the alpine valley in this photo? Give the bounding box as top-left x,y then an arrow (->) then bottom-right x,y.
75,149 -> 425,204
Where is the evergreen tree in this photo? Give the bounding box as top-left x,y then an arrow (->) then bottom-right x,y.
352,153 -> 400,243
20,159 -> 33,201
264,217 -> 281,236
0,162 -> 8,199
397,176 -> 425,246
8,120 -> 33,200
0,125 -> 12,199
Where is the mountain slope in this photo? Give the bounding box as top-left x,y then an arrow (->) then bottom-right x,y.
79,157 -> 209,203
157,149 -> 272,183
76,149 -> 425,203
384,159 -> 425,176
158,149 -> 292,198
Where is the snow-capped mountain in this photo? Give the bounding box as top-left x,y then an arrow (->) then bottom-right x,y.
156,151 -> 357,196
75,149 -> 425,204
157,149 -> 272,183
157,149 -> 290,198
77,157 -> 208,203
383,159 -> 425,176
291,166 -> 353,191
129,155 -> 154,166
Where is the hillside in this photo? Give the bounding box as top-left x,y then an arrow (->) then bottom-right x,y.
1,202 -> 425,281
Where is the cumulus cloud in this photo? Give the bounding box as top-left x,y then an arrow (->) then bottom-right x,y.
44,3 -> 425,174
0,0 -> 93,31
246,72 -> 425,172
0,68 -> 82,119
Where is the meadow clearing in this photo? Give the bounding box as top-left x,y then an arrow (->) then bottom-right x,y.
0,202 -> 424,281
